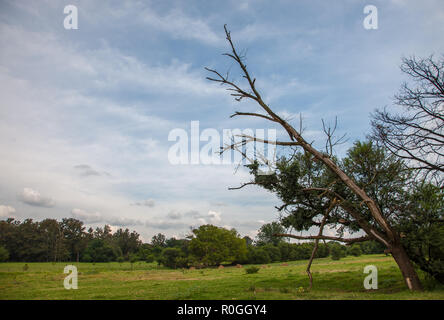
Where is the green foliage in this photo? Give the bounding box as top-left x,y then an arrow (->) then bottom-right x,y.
245,266 -> 260,274
262,244 -> 281,262
255,222 -> 285,246
82,239 -> 117,262
189,225 -> 247,267
160,248 -> 187,269
397,183 -> 444,284
247,247 -> 271,264
348,245 -> 362,257
330,243 -> 346,260
0,246 -> 9,262
0,218 -> 143,263
151,233 -> 166,248
359,241 -> 385,254
112,228 -> 142,259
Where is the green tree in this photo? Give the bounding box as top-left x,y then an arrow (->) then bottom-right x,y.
39,219 -> 66,262
113,228 -> 142,259
61,218 -> 85,262
247,247 -> 271,264
256,222 -> 286,246
82,239 -> 116,262
189,225 -> 247,266
151,233 -> 167,248
397,183 -> 444,284
160,248 -> 187,269
262,244 -> 281,262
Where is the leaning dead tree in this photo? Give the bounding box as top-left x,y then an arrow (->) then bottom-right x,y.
206,25 -> 423,291
372,55 -> 444,186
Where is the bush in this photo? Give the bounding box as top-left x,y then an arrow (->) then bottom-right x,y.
160,248 -> 188,269
245,266 -> 260,274
330,244 -> 345,260
348,245 -> 362,257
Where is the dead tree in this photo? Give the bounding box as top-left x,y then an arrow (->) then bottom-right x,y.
206,25 -> 423,291
372,55 -> 444,186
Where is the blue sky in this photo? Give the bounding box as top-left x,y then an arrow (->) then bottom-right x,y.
0,0 -> 443,241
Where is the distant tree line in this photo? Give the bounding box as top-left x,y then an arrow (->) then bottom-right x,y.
0,218 -> 141,262
153,224 -> 385,269
0,218 -> 384,266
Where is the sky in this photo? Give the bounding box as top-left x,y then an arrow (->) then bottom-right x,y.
0,0 -> 443,242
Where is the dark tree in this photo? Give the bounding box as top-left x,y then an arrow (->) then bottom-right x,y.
372,55 -> 444,185
61,218 -> 85,262
151,233 -> 167,248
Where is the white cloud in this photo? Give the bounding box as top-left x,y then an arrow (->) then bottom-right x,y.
0,205 -> 16,218
196,210 -> 222,225
71,208 -> 143,227
71,208 -> 103,224
19,188 -> 55,208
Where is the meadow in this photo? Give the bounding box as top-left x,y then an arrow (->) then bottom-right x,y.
0,254 -> 443,300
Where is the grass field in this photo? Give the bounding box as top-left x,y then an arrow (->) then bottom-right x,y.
0,254 -> 443,300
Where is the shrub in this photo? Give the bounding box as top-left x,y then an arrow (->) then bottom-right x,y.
330,245 -> 344,260
348,245 -> 362,257
245,266 -> 260,274
160,248 -> 186,269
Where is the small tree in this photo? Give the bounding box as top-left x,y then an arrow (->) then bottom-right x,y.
256,222 -> 286,246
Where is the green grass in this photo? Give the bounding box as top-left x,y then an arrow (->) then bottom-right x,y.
0,255 -> 443,300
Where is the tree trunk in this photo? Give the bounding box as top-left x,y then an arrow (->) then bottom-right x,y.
390,244 -> 423,291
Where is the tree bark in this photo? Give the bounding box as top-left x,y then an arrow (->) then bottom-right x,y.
390,244 -> 423,291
